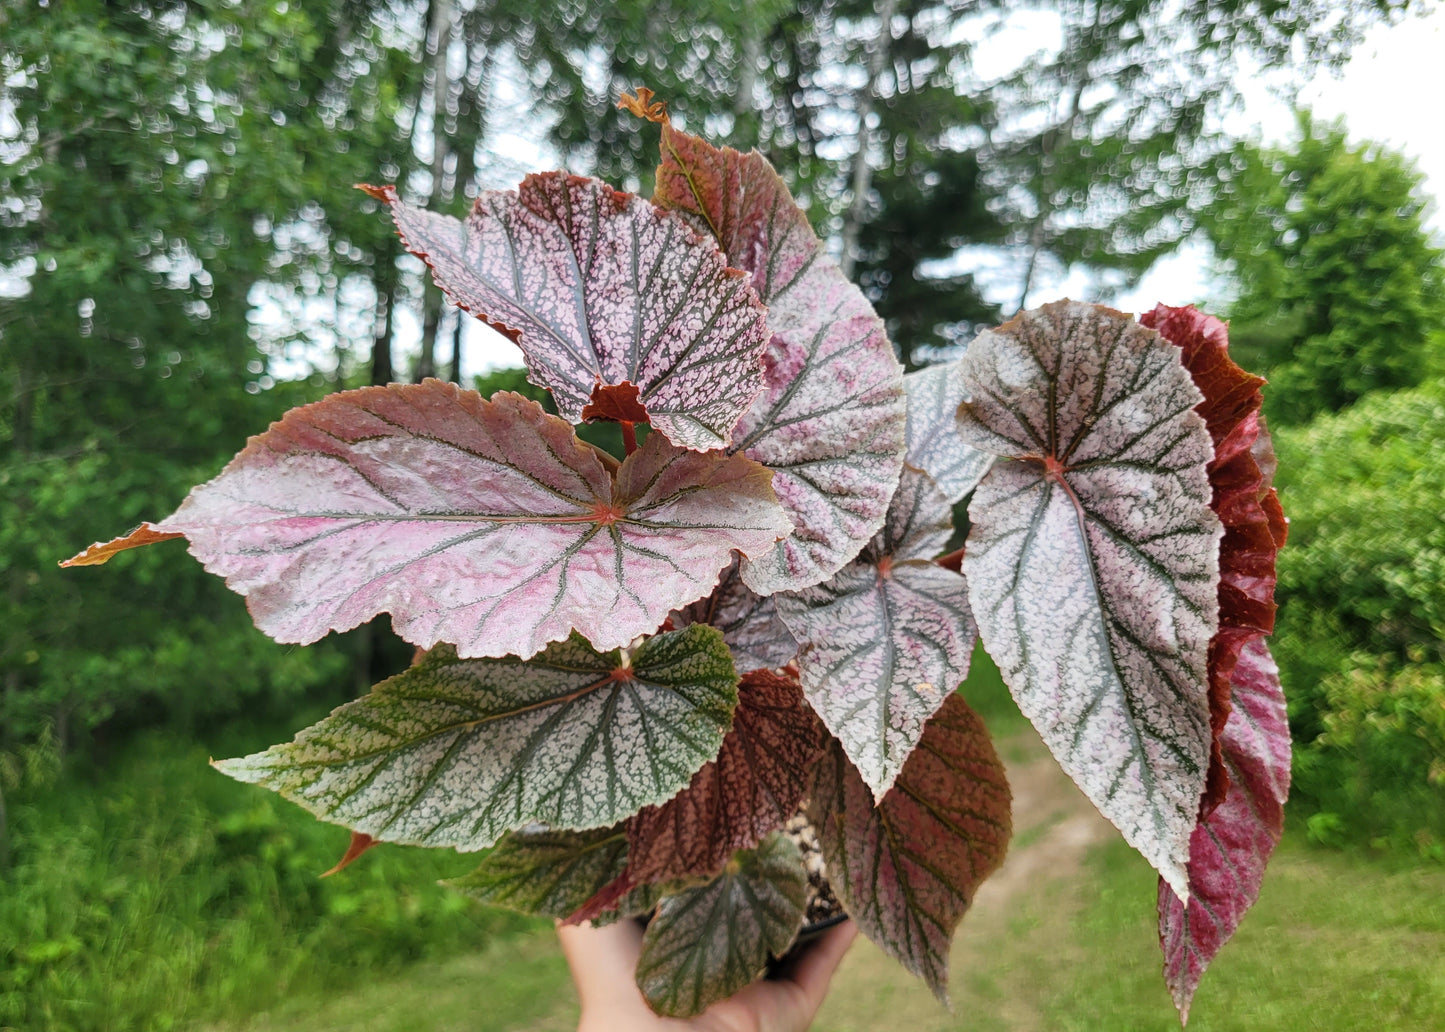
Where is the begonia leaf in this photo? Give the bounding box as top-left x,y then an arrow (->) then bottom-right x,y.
364,176 -> 770,452
808,693 -> 1011,1002
1157,638 -> 1290,1024
1143,304 -> 1286,816
778,470 -> 975,797
446,824 -> 629,918
902,361 -> 994,504
213,625 -> 738,851
133,382 -> 790,660
624,669 -> 823,883
672,558 -> 797,673
957,301 -> 1221,900
634,832 -> 808,1018
647,121 -> 906,594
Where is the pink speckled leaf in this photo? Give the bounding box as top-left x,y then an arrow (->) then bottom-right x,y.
213,625 -> 738,851
778,471 -> 976,797
635,832 -> 808,1018
364,175 -> 769,451
1158,637 -> 1289,1024
672,558 -> 798,673
145,382 -> 791,660
957,301 -> 1222,900
649,124 -> 906,594
625,669 -> 823,883
902,361 -> 994,504
808,693 -> 1011,1002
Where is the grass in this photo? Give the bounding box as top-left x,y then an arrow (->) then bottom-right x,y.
810,836 -> 1445,1032
0,730 -> 537,1032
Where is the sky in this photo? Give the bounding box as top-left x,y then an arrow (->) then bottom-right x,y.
457,3 -> 1445,372
1110,3 -> 1445,316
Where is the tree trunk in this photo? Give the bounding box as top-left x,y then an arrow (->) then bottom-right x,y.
416,0 -> 454,384
839,0 -> 900,279
370,262 -> 396,386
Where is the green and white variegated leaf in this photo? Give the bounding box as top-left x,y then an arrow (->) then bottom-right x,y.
778,472 -> 975,798
903,361 -> 994,504
634,832 -> 808,1018
445,824 -> 628,918
214,625 -> 738,852
672,558 -> 798,673
956,301 -> 1221,899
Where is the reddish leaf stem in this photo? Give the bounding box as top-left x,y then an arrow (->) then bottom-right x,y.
621,420 -> 638,456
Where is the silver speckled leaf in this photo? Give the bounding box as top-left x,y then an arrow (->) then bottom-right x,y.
903,361 -> 994,504
152,382 -> 791,660
445,824 -> 629,918
634,832 -> 808,1018
808,694 -> 1011,1002
213,625 -> 739,851
365,175 -> 769,451
778,470 -> 975,797
672,558 -> 798,673
957,301 -> 1221,899
651,124 -> 906,594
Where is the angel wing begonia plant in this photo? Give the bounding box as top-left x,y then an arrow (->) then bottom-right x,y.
64,88 -> 1287,1023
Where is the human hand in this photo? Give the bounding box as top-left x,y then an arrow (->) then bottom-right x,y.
557,917 -> 857,1032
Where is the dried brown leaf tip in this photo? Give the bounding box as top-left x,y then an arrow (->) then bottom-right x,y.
60,523 -> 183,567
619,87 -> 669,124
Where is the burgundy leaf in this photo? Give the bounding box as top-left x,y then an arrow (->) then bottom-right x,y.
808,693 -> 1011,1001
672,558 -> 798,673
144,382 -> 790,659
625,669 -> 823,883
1143,304 -> 1286,816
648,122 -> 906,594
364,175 -> 769,452
1158,638 -> 1290,1024
958,301 -> 1221,899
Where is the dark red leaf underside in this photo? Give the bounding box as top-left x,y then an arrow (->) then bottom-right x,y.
1157,638 -> 1290,1024
625,669 -> 823,883
582,381 -> 651,424
1143,305 -> 1286,816
808,693 -> 1011,1002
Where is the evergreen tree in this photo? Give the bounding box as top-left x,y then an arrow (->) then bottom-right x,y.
1205,114 -> 1445,422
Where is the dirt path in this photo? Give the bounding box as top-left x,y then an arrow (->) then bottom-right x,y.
811,729 -> 1113,1032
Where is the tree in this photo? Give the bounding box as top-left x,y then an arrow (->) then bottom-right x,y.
1204,114 -> 1445,422
981,0 -> 1416,310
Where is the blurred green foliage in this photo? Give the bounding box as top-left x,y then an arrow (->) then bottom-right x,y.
1206,115 -> 1445,423
1272,380 -> 1445,857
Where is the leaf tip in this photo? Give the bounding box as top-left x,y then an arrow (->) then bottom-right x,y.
618,86 -> 669,124
60,523 -> 183,567
321,832 -> 379,878
356,182 -> 396,203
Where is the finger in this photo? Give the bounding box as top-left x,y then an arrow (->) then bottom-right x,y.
556,918 -> 645,1007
